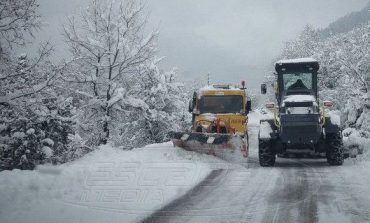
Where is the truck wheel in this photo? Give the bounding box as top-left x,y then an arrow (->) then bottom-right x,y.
259,139 -> 275,167
326,132 -> 344,166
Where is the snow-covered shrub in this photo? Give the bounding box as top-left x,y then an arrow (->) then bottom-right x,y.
0,30 -> 84,170
0,97 -> 88,170
109,63 -> 187,148
0,0 -> 92,170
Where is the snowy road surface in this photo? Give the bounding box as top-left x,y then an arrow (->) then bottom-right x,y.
0,144 -> 225,223
142,112 -> 370,223
1,112 -> 370,223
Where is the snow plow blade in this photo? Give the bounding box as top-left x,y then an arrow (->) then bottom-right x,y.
169,131 -> 248,163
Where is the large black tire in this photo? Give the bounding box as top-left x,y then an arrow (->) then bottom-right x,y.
259,139 -> 276,167
326,132 -> 344,166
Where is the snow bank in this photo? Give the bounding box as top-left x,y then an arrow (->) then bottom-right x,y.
0,142 -> 225,223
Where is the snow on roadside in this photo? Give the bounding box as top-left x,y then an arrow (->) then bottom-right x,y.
0,142 -> 227,223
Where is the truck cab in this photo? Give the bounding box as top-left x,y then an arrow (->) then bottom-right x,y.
169,82 -> 251,161
189,84 -> 251,136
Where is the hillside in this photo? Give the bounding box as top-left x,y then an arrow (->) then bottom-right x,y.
320,2 -> 370,37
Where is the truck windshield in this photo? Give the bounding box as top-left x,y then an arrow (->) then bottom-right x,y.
283,73 -> 313,91
199,95 -> 243,114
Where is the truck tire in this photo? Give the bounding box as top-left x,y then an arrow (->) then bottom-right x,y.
326,132 -> 344,166
259,139 -> 275,167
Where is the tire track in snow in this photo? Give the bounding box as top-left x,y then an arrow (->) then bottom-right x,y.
333,166 -> 370,222
140,169 -> 225,223
141,123 -> 277,223
260,159 -> 325,223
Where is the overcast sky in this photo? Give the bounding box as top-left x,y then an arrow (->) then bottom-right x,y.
32,0 -> 369,90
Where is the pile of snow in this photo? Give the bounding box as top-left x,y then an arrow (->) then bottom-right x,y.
282,95 -> 317,106
327,110 -> 341,126
343,128 -> 370,156
248,109 -> 273,126
276,57 -> 318,64
199,84 -> 239,91
0,143 -> 226,223
198,84 -> 243,98
259,121 -> 273,139
41,146 -> 53,158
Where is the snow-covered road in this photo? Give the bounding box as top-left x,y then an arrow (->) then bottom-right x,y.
0,143 -> 226,223
1,112 -> 370,223
142,112 -> 370,223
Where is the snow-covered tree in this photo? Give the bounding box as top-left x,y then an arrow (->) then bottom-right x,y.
0,0 -> 52,106
63,0 -> 185,148
110,61 -> 186,148
62,0 -> 157,146
0,0 -> 86,170
0,52 -> 87,170
281,25 -> 321,59
0,0 -> 41,62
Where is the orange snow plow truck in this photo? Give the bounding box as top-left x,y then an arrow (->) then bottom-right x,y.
169,82 -> 251,162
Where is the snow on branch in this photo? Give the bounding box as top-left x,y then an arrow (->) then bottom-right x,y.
0,59 -> 72,105
0,0 -> 41,48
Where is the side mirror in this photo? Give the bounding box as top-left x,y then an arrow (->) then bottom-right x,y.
245,100 -> 252,114
188,100 -> 194,113
261,84 -> 267,94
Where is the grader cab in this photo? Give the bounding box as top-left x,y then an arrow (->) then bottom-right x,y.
259,58 -> 345,166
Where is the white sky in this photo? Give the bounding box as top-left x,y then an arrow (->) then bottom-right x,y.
30,0 -> 369,90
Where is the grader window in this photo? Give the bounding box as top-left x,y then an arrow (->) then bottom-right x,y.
199,96 -> 243,114
283,73 -> 313,91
